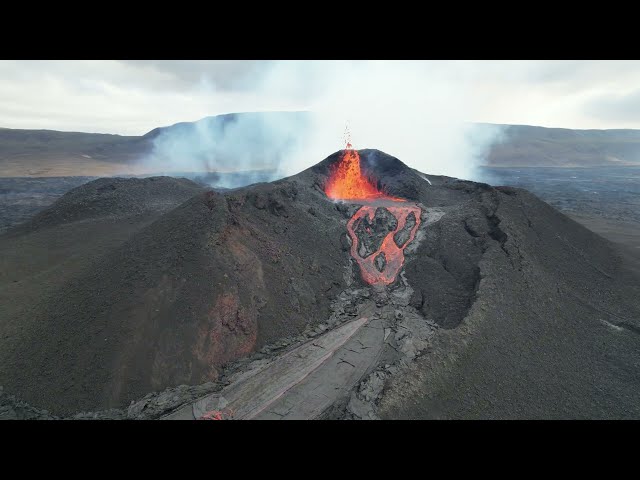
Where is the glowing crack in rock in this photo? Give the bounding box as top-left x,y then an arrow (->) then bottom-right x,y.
198,408 -> 234,420
347,204 -> 421,285
325,141 -> 422,286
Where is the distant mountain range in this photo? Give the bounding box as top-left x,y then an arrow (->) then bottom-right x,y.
487,124 -> 640,167
1,112 -> 640,177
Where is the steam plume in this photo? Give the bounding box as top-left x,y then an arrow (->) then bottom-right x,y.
137,61 -> 506,186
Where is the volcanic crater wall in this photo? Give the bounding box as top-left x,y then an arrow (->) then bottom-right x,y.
2,172 -> 353,414
404,187 -> 509,329
314,149 -> 510,329
377,181 -> 640,419
2,148 -> 510,413
5,148 -> 636,418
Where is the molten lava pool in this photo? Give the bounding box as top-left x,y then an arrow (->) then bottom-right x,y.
325,146 -> 422,286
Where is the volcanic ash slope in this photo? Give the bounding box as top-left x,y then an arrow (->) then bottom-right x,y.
1,149 -> 639,418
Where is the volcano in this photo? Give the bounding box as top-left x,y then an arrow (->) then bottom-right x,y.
1,149 -> 639,420
324,145 -> 421,286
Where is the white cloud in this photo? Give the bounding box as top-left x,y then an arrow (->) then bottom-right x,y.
2,60 -> 640,136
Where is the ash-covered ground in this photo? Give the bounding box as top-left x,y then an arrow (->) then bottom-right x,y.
0,171 -> 277,234
1,150 -> 639,419
480,166 -> 640,225
0,176 -> 97,233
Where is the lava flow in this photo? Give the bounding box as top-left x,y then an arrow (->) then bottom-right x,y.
325,144 -> 422,286
324,144 -> 394,201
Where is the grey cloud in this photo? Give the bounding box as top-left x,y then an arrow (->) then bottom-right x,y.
118,60 -> 270,91
3,60 -> 640,137
583,89 -> 640,124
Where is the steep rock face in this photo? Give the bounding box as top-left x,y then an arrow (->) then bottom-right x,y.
378,185 -> 640,419
2,149 -> 639,418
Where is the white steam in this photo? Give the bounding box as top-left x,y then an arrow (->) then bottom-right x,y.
137,61 -> 506,186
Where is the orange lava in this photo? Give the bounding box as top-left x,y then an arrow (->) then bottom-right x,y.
323,139 -> 423,286
325,145 -> 400,201
198,408 -> 234,420
347,205 -> 422,286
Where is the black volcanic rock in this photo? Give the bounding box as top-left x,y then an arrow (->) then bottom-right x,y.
13,176 -> 205,233
1,148 -> 639,419
0,170 -> 347,414
311,149 -> 425,201
378,183 -> 640,418
394,211 -> 416,248
353,207 -> 397,258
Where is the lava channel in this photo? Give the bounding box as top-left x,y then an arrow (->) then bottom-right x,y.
325,144 -> 423,286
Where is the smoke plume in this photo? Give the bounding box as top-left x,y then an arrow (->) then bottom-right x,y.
137,61 -> 506,187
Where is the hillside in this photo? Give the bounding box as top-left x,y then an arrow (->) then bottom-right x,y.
486,124 -> 640,167
1,149 -> 638,419
0,127 -> 151,176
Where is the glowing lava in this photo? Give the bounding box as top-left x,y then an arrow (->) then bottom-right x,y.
347,204 -> 421,285
324,143 -> 423,286
325,144 -> 400,202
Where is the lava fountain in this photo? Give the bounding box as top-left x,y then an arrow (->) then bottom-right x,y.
325,144 -> 422,286
324,143 -> 398,201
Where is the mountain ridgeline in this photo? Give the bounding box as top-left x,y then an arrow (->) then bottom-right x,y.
2,113 -> 640,178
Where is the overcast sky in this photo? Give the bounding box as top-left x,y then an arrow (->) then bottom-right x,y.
1,60 -> 639,135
